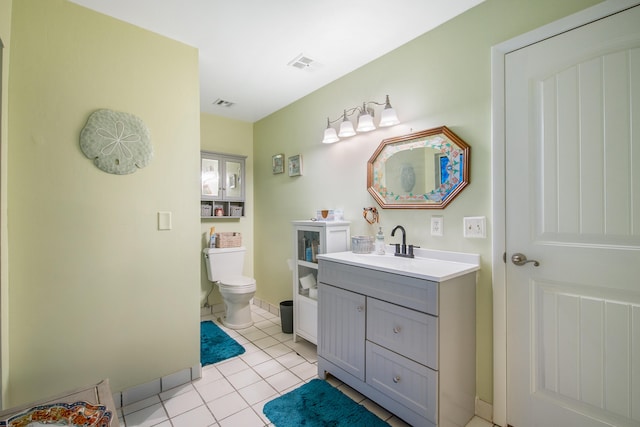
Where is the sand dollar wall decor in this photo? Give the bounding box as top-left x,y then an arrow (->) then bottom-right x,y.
80,109 -> 153,175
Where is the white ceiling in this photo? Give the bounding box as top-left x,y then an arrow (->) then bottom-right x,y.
69,0 -> 483,122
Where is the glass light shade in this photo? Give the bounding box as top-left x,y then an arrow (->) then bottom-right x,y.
338,119 -> 356,137
379,107 -> 399,127
356,113 -> 376,132
322,126 -> 339,144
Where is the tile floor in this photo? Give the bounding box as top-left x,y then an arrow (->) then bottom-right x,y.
118,305 -> 494,427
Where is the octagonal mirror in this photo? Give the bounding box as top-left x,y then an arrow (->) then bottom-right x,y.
367,126 -> 470,209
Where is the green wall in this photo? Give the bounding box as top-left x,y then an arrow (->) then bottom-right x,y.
252,0 -> 602,404
4,0 -> 201,406
199,114 -> 254,307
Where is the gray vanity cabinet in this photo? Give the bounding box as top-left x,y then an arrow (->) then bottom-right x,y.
317,258 -> 476,427
317,283 -> 366,380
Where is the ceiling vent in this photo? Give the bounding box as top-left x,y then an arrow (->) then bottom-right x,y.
288,54 -> 315,70
212,98 -> 235,108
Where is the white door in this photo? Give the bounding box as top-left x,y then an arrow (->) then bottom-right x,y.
505,5 -> 640,427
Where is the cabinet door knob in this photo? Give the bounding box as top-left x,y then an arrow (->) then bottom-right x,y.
393,326 -> 401,334
393,376 -> 401,383
357,305 -> 364,312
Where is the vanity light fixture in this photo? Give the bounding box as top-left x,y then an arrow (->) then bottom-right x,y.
338,110 -> 356,138
322,95 -> 399,144
356,103 -> 376,132
323,119 -> 340,144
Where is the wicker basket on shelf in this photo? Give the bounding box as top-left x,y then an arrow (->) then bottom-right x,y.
215,232 -> 242,248
201,204 -> 212,216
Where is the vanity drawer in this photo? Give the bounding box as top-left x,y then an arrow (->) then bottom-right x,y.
366,298 -> 437,368
366,342 -> 437,424
318,260 -> 438,315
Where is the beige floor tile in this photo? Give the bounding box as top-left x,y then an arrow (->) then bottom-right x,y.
206,391 -> 249,421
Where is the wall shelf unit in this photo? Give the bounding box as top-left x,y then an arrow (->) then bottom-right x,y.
201,151 -> 246,218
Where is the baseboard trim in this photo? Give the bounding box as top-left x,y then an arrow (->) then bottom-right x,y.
114,364 -> 202,409
252,297 -> 280,316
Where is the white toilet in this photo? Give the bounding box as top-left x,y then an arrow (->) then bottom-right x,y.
203,246 -> 256,329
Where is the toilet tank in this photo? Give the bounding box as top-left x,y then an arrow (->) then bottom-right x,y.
203,246 -> 246,281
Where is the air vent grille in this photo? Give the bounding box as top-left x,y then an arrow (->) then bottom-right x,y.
288,54 -> 314,69
212,98 -> 235,108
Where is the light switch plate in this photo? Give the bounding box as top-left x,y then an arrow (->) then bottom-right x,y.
158,211 -> 172,230
463,216 -> 486,238
430,216 -> 444,237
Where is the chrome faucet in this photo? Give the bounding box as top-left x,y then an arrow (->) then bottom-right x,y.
391,225 -> 417,258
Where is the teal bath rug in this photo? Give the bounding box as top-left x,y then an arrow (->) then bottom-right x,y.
263,379 -> 391,427
200,320 -> 245,366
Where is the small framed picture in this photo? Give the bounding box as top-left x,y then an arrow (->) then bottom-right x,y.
288,154 -> 303,177
272,153 -> 284,174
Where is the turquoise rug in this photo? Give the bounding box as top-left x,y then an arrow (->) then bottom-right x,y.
263,379 -> 391,427
200,320 -> 245,366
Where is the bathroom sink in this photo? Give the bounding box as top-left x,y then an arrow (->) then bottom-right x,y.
317,246 -> 479,281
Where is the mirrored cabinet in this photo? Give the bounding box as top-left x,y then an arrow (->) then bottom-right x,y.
201,151 -> 246,218
291,220 -> 350,344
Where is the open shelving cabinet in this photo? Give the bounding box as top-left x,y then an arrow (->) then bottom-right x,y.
291,220 -> 350,344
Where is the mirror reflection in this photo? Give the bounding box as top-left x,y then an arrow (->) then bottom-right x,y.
225,160 -> 242,199
202,158 -> 219,197
367,126 -> 470,209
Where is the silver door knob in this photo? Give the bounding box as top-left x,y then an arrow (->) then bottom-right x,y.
511,253 -> 540,267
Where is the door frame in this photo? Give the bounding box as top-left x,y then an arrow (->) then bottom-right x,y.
0,36 -> 3,410
490,1 -> 640,425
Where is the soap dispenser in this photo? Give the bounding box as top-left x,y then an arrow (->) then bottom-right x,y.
375,227 -> 385,255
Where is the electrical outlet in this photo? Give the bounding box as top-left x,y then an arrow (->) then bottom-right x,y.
431,216 -> 444,237
463,216 -> 486,238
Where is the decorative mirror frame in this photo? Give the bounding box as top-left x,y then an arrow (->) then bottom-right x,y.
367,126 -> 470,209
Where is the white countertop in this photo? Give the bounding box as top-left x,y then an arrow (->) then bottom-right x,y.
317,246 -> 480,282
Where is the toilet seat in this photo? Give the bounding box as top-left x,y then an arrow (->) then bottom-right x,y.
218,275 -> 256,294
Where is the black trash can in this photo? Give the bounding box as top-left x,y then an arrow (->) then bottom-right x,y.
280,300 -> 293,334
